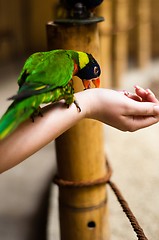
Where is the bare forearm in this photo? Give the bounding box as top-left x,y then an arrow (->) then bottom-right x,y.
0,92 -> 87,173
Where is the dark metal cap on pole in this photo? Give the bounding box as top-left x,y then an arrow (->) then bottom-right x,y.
54,0 -> 104,25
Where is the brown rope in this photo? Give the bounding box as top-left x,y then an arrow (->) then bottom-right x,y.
54,160 -> 149,240
108,180 -> 148,240
54,171 -> 112,188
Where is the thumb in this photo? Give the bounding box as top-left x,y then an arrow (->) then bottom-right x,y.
127,104 -> 159,131
129,102 -> 159,116
153,105 -> 159,116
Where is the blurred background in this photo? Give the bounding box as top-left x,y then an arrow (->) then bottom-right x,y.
1,0 -> 159,239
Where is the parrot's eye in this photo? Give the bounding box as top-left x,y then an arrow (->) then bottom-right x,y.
94,66 -> 99,76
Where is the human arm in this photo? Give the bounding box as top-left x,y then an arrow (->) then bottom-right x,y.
0,87 -> 159,173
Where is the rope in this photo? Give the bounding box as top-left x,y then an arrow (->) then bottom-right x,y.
54,171 -> 112,188
108,180 -> 148,240
54,159 -> 149,240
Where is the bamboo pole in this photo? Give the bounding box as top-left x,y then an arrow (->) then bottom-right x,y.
97,0 -> 113,88
128,0 -> 151,67
46,17 -> 109,240
112,0 -> 130,88
128,0 -> 138,64
151,0 -> 159,57
137,0 -> 151,67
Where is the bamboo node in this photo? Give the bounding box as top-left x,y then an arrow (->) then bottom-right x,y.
59,198 -> 107,212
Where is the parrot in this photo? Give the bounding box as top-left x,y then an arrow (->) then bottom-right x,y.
0,49 -> 101,140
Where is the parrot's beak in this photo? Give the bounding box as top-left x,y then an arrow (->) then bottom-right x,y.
82,77 -> 100,90
92,77 -> 100,88
82,80 -> 91,89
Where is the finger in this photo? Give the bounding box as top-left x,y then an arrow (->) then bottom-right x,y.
123,91 -> 142,101
134,85 -> 159,103
134,85 -> 148,101
128,115 -> 159,131
145,89 -> 159,103
127,102 -> 159,116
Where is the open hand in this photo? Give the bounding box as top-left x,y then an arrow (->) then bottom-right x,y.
86,87 -> 159,132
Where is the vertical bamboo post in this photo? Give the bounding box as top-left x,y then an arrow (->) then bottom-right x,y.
112,0 -> 129,88
128,0 -> 138,64
151,0 -> 159,57
137,0 -> 151,67
46,9 -> 109,240
97,0 -> 113,88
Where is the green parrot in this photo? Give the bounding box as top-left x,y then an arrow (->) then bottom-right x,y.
0,49 -> 101,140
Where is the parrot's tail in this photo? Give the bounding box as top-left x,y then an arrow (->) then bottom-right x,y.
0,86 -> 73,140
0,99 -> 36,140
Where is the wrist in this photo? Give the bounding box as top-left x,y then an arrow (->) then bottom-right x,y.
75,88 -> 97,120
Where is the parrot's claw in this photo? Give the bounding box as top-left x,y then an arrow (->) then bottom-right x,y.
30,107 -> 43,122
31,115 -> 35,123
38,110 -> 43,118
65,102 -> 70,109
74,100 -> 81,112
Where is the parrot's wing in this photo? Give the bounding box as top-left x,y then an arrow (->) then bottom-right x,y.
8,81 -> 57,101
18,50 -> 75,88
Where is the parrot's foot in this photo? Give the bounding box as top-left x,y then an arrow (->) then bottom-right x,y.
65,102 -> 70,109
38,110 -> 43,118
31,115 -> 35,123
64,97 -> 81,112
30,107 -> 43,122
74,100 -> 81,112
